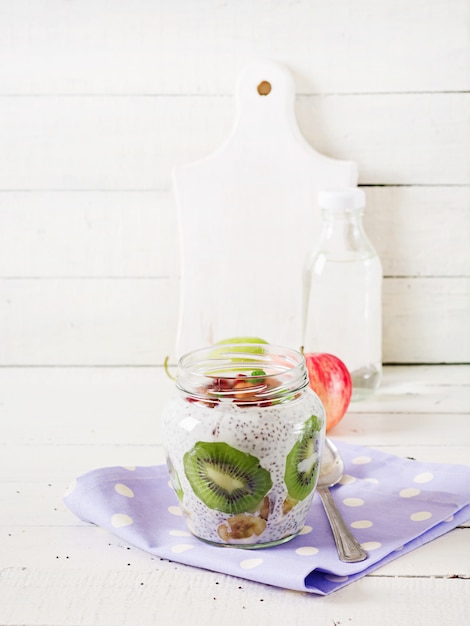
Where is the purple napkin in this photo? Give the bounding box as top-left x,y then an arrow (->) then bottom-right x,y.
63,440 -> 470,595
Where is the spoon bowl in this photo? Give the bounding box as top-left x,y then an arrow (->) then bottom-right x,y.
318,437 -> 345,489
317,438 -> 368,563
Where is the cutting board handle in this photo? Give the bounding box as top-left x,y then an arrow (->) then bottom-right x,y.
214,59 -> 326,161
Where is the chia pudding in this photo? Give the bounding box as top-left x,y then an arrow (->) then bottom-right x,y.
161,343 -> 325,548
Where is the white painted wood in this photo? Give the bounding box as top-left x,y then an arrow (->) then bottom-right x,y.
0,187 -> 468,365
334,412 -> 470,444
0,94 -> 468,190
0,0 -> 468,365
0,279 -> 179,365
1,0 -> 468,95
358,363 -> 470,385
363,186 -> 470,277
296,93 -> 470,185
0,191 -> 179,278
0,95 -> 235,190
374,529 -> 470,577
1,186 -> 468,279
0,367 -> 175,444
174,60 -> 357,355
383,277 -> 470,363
1,567 -> 468,626
0,277 -> 467,364
0,444 -> 168,484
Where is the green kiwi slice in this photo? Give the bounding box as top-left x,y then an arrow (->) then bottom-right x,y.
284,415 -> 321,501
183,441 -> 272,514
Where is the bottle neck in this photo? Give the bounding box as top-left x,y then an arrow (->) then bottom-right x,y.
318,207 -> 375,256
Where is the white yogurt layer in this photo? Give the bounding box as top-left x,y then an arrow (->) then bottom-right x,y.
162,388 -> 325,547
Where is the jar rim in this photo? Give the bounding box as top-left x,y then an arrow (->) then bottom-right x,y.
175,343 -> 309,406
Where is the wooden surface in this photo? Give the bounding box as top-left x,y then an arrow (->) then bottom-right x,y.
1,0 -> 469,365
174,59 -> 357,355
1,364 -> 469,626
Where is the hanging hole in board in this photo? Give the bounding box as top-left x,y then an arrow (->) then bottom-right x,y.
257,81 -> 272,96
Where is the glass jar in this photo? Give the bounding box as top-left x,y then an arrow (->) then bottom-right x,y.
161,343 -> 326,548
303,188 -> 383,400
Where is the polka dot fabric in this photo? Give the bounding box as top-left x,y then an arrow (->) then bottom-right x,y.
63,440 -> 470,595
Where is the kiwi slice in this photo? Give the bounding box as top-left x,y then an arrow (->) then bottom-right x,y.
183,441 -> 272,514
284,415 -> 321,501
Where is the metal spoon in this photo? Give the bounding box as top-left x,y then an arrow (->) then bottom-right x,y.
317,437 -> 368,563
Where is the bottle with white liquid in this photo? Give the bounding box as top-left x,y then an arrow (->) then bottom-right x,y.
303,188 -> 382,401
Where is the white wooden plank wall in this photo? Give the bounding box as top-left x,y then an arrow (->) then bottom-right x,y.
0,0 -> 469,366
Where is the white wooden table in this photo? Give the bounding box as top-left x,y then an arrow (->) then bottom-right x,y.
1,365 -> 469,625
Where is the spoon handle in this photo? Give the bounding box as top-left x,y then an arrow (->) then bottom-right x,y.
317,487 -> 368,563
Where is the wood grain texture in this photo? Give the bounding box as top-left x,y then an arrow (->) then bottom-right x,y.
0,278 -> 179,365
0,94 -> 468,189
0,0 -> 468,364
0,191 -> 179,278
383,277 -> 470,363
1,365 -> 469,626
1,186 -> 468,279
1,0 -> 468,94
0,277 -> 467,363
1,567 -> 467,626
363,186 -> 470,277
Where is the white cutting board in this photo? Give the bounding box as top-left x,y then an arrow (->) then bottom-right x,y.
173,60 -> 357,357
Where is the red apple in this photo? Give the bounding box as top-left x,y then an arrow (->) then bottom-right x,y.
304,352 -> 352,431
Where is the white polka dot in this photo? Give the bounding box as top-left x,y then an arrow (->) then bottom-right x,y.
352,456 -> 372,465
295,546 -> 319,556
63,478 -> 77,496
299,525 -> 312,535
339,474 -> 356,485
171,544 -> 194,553
343,497 -> 365,507
240,558 -> 263,570
121,466 -> 136,471
444,515 -> 454,523
114,483 -> 134,498
169,529 -> 191,537
111,513 -> 133,528
168,506 -> 183,516
414,472 -> 434,484
399,487 -> 421,498
410,511 -> 432,522
325,574 -> 349,583
364,477 -> 379,485
351,519 -> 373,529
361,541 -> 381,551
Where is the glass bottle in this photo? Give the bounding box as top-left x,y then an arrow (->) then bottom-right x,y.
303,188 -> 382,401
161,343 -> 325,548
